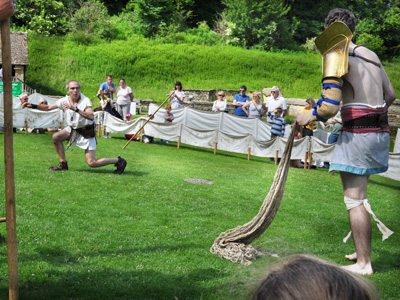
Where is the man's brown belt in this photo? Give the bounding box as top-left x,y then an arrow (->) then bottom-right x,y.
343,113 -> 388,129
75,124 -> 96,138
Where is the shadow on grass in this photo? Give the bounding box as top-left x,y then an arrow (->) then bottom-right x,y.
0,268 -> 228,300
368,178 -> 400,191
9,244 -> 230,299
75,169 -> 148,177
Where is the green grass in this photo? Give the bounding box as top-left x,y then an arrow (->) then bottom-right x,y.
0,132 -> 399,299
26,34 -> 400,103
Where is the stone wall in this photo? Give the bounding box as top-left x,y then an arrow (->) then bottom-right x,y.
136,93 -> 400,127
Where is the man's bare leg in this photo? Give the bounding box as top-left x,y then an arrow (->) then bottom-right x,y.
340,172 -> 373,275
52,129 -> 70,162
85,150 -> 118,167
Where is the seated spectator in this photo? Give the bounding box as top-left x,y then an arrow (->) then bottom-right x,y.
212,91 -> 227,112
233,85 -> 250,117
125,113 -> 156,144
160,104 -> 174,144
300,98 -> 316,137
265,86 -> 287,123
252,255 -> 379,300
242,91 -> 267,119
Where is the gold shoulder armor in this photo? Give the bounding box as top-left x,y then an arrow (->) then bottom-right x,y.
315,21 -> 353,79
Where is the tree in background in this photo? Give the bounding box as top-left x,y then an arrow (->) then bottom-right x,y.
68,0 -> 114,43
12,0 -> 67,35
221,0 -> 293,50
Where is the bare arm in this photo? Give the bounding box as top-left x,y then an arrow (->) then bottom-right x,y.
241,102 -> 250,116
129,92 -> 134,101
22,102 -> 58,111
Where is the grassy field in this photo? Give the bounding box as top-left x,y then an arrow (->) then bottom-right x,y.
26,34 -> 400,103
0,132 -> 399,299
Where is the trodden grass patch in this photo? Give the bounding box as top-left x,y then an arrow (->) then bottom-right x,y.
0,132 -> 399,299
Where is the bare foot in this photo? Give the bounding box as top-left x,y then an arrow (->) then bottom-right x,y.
345,252 -> 357,261
342,263 -> 373,275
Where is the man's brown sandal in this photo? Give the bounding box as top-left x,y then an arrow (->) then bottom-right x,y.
49,161 -> 68,171
114,156 -> 127,174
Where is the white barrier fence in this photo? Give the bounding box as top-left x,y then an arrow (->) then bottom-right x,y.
1,95 -> 399,180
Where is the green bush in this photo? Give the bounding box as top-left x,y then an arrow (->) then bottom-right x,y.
356,33 -> 386,58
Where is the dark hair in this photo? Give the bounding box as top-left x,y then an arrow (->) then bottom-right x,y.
106,74 -> 112,78
275,107 -> 283,113
103,89 -> 110,95
240,85 -> 247,91
324,8 -> 356,33
252,255 -> 379,300
119,78 -> 125,82
175,81 -> 183,90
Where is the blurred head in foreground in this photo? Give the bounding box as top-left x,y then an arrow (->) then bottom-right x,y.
252,255 -> 379,300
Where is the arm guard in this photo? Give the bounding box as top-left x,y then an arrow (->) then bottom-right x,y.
298,22 -> 352,125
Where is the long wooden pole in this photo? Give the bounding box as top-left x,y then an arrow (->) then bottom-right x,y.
123,93 -> 173,149
1,17 -> 19,300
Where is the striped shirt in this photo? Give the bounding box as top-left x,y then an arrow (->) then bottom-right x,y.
267,111 -> 286,136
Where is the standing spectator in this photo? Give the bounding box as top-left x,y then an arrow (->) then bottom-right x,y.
170,81 -> 185,109
96,74 -> 116,101
116,78 -> 134,120
242,91 -> 267,119
101,89 -> 114,138
212,91 -> 227,112
233,85 -> 250,117
23,80 -> 127,174
265,86 -> 287,123
300,98 -> 316,137
268,108 -> 286,139
160,104 -> 174,144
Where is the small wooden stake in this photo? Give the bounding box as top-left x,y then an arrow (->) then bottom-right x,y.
140,128 -> 143,143
24,121 -> 28,134
214,143 -> 217,155
177,136 -> 181,149
247,148 -> 251,160
275,150 -> 279,165
308,153 -> 313,170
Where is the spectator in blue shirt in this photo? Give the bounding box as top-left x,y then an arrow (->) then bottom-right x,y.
96,74 -> 116,100
233,85 -> 250,116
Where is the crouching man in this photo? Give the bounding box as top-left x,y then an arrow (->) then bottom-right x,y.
23,80 -> 127,174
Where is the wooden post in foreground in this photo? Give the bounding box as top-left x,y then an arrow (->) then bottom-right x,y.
214,143 -> 217,156
177,136 -> 181,149
304,152 -> 309,169
2,17 -> 20,300
24,122 -> 28,134
97,124 -> 101,137
247,148 -> 251,160
275,150 -> 279,165
308,153 -> 313,170
140,128 -> 143,143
